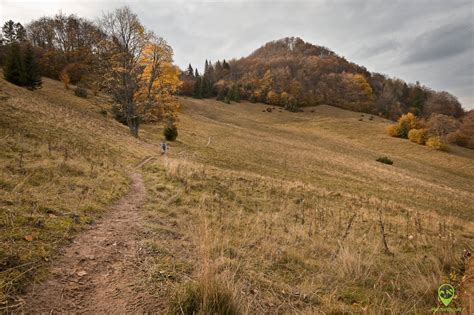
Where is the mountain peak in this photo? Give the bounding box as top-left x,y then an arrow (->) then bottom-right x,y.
250,37 -> 335,58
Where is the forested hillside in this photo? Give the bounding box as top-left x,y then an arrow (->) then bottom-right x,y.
181,37 -> 465,120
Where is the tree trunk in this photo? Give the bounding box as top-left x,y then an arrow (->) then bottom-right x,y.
127,116 -> 140,137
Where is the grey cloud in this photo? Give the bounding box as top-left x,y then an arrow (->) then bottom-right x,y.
355,39 -> 400,59
404,20 -> 474,64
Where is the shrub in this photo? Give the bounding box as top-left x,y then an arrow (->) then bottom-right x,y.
266,91 -> 280,105
397,113 -> 418,138
387,113 -> 419,139
164,125 -> 178,141
408,128 -> 428,145
426,137 -> 447,151
376,157 -> 393,165
74,87 -> 88,98
284,95 -> 299,112
386,124 -> 399,137
169,279 -> 241,315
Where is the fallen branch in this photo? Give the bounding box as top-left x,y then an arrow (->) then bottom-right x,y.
378,208 -> 394,256
332,213 -> 357,259
135,156 -> 156,169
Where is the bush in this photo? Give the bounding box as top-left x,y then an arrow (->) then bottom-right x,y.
376,157 -> 393,165
387,113 -> 419,139
386,124 -> 399,137
408,128 -> 428,145
74,87 -> 88,98
426,137 -> 447,151
397,113 -> 418,138
169,279 -> 241,315
164,125 -> 178,141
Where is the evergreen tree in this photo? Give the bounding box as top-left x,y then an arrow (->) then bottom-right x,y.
2,20 -> 16,44
214,60 -> 223,80
23,44 -> 42,90
204,59 -> 209,75
4,43 -> 25,85
14,23 -> 27,42
222,59 -> 230,71
193,76 -> 202,99
187,64 -> 194,77
194,68 -> 199,77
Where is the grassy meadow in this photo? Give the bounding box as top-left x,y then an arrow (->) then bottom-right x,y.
139,97 -> 474,313
1,76 -> 473,313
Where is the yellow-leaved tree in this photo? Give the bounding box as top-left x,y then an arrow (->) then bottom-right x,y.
98,6 -> 181,137
135,40 -> 181,124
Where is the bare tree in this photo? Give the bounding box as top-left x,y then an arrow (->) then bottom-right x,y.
98,6 -> 150,137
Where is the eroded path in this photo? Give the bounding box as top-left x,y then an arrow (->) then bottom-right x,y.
19,172 -> 156,314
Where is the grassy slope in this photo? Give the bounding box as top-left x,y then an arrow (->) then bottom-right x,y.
0,76 -> 154,307
139,97 -> 474,313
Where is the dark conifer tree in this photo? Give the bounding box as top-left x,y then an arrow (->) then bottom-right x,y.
193,76 -> 202,99
14,23 -> 27,42
2,20 -> 16,44
194,68 -> 199,77
23,44 -> 42,90
187,64 -> 194,77
204,59 -> 209,75
222,59 -> 230,71
4,43 -> 25,85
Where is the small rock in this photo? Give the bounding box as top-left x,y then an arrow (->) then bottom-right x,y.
77,270 -> 87,277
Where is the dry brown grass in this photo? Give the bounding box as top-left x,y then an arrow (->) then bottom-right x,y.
137,97 -> 474,313
0,76 -> 154,308
1,77 -> 473,313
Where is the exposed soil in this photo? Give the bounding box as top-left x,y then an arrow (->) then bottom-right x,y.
17,172 -> 157,314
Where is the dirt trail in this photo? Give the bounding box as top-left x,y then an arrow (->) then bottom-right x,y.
18,172 -> 156,314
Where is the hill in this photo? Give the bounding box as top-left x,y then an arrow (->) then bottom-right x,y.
1,76 -> 473,313
182,37 -> 465,121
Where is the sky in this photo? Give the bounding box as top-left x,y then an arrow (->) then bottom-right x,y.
1,0 -> 473,108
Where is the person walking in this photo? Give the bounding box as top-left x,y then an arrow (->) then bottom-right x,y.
160,141 -> 168,155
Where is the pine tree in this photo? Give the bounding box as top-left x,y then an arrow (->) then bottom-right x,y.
222,59 -> 230,71
193,76 -> 202,99
23,44 -> 42,90
204,59 -> 209,75
187,64 -> 194,77
4,43 -> 25,86
14,23 -> 27,42
214,60 -> 223,80
194,68 -> 199,77
2,20 -> 16,44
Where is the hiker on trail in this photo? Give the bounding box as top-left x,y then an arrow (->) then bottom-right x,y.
160,142 -> 168,155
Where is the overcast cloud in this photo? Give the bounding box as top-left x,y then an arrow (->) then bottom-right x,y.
1,0 -> 473,108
